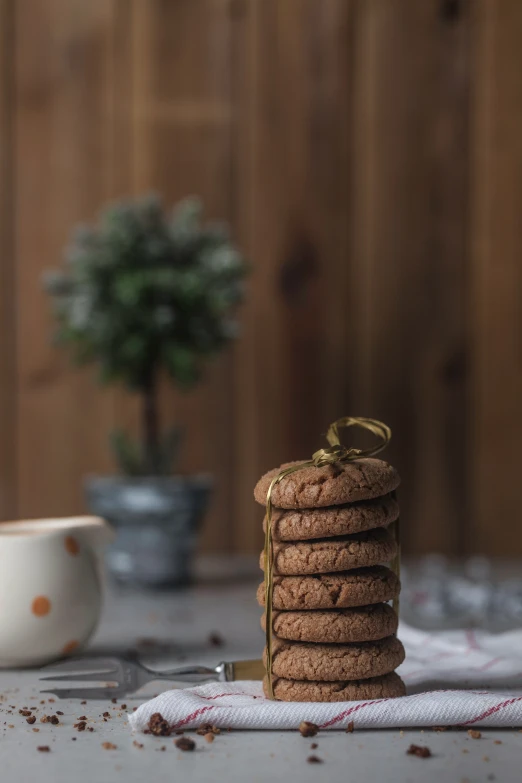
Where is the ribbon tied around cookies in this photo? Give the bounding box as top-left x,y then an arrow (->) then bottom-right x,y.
263,416 -> 398,699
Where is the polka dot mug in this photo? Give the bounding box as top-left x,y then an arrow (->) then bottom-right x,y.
0,516 -> 114,667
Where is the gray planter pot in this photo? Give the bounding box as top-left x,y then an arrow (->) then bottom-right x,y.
85,475 -> 213,588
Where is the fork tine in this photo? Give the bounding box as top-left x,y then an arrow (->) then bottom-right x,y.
39,671 -> 119,683
40,687 -> 128,700
40,657 -> 120,674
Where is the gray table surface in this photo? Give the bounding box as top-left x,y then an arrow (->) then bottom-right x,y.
0,557 -> 520,783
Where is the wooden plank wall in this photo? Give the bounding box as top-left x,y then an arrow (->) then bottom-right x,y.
1,0 -> 521,556
15,0 -> 122,522
0,0 -> 15,521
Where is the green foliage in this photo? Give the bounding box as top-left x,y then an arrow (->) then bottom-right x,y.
44,194 -> 247,392
44,194 -> 247,476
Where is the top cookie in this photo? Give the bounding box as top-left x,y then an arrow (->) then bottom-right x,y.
254,458 -> 400,509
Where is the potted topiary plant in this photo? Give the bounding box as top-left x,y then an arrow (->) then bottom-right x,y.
45,194 -> 247,587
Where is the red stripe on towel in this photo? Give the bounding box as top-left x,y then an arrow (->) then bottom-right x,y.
459,696 -> 522,726
171,705 -> 215,729
320,698 -> 391,728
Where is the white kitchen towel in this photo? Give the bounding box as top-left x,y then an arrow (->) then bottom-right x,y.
129,624 -> 522,730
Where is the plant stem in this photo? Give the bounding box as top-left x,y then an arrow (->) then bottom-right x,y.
142,373 -> 159,475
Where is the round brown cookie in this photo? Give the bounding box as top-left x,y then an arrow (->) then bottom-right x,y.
259,527 -> 397,576
257,566 -> 400,610
263,494 -> 399,542
261,603 -> 398,643
254,458 -> 400,509
264,671 -> 406,702
264,635 -> 405,681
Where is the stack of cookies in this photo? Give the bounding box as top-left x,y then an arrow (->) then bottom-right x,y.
255,457 -> 406,702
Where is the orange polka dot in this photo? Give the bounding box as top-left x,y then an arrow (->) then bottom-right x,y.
62,640 -> 79,655
64,536 -> 79,556
32,596 -> 51,617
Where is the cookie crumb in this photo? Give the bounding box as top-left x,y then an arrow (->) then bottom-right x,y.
310,742 -> 318,749
50,715 -> 60,725
175,736 -> 195,752
407,744 -> 432,758
468,729 -> 481,739
81,701 -> 87,705
133,740 -> 144,749
299,721 -> 318,738
483,756 -> 490,762
307,755 -> 323,764
204,733 -> 215,744
494,740 -> 502,745
148,712 -> 171,737
208,632 -> 224,647
56,711 -> 63,716
77,715 -> 87,721
32,728 -> 40,733
196,723 -> 220,736
37,746 -> 50,753
26,716 -> 36,725
74,721 -> 87,732
103,712 -> 111,718
432,726 -> 447,732
102,742 -> 117,750
345,721 -> 354,733
19,709 -> 32,716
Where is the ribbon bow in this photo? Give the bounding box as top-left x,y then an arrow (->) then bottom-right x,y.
263,417 -> 397,699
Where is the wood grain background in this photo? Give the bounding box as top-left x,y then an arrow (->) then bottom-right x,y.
0,0 -> 521,556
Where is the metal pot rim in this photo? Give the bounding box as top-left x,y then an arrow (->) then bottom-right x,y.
85,473 -> 213,490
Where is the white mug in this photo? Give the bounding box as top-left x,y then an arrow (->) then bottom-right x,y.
0,516 -> 114,667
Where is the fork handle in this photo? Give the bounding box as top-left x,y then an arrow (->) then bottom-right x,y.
151,663 -> 225,684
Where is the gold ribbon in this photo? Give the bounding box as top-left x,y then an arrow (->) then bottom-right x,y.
263,416 -> 399,699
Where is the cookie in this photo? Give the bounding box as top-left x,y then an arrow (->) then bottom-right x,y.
254,458 -> 400,509
265,635 -> 405,681
262,603 -> 398,643
264,671 -> 406,702
257,566 -> 400,610
259,528 -> 397,576
263,494 -> 399,541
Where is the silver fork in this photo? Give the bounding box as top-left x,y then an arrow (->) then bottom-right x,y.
39,655 -> 265,700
